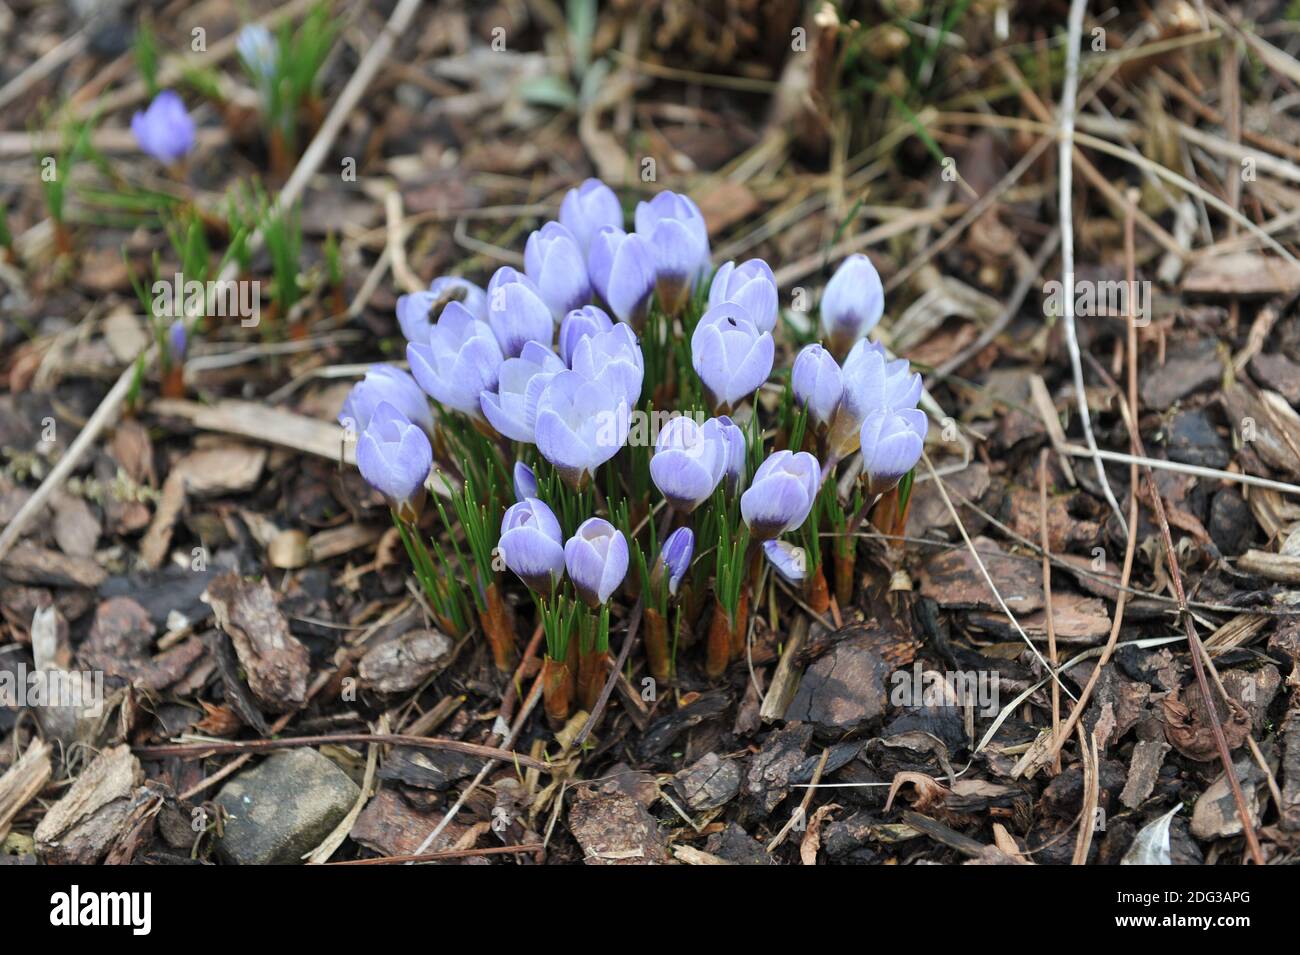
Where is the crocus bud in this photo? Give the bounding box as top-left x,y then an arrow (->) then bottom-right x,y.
356,402 -> 432,518
792,343 -> 844,432
397,276 -> 487,343
827,341 -> 922,457
564,517 -> 629,607
635,191 -> 709,314
650,416 -> 726,512
570,323 -> 643,410
479,341 -> 565,442
588,227 -> 656,328
524,221 -> 592,320
534,371 -> 629,488
513,460 -> 538,501
659,527 -> 694,596
340,364 -> 435,437
705,415 -> 746,493
499,498 -> 566,595
486,266 -> 554,358
859,408 -> 927,495
131,90 -> 196,165
558,305 -> 613,366
821,253 -> 884,356
708,258 -> 778,333
560,178 -> 623,254
763,539 -> 808,585
168,319 -> 187,364
690,303 -> 774,414
740,450 -> 820,541
236,24 -> 278,80
407,301 -> 503,420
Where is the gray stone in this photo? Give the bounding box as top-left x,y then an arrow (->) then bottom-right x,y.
215,749 -> 359,865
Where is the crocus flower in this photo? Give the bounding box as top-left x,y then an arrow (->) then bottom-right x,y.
558,305 -> 613,366
792,343 -> 844,431
635,191 -> 709,314
486,266 -> 554,358
407,301 -> 503,419
709,258 -> 778,333
534,371 -> 629,488
690,302 -> 774,413
168,319 -> 187,364
660,527 -> 694,596
479,341 -> 565,442
588,227 -> 656,328
340,364 -> 435,437
705,415 -> 746,493
859,408 -> 927,494
650,415 -> 725,512
740,450 -> 820,541
356,402 -> 432,517
570,323 -> 643,410
821,253 -> 884,356
565,518 -> 629,607
397,276 -> 487,343
499,498 -> 566,595
237,24 -> 278,80
560,178 -> 623,254
513,460 -> 538,501
828,340 -> 922,457
763,539 -> 808,585
524,221 -> 591,320
131,90 -> 196,165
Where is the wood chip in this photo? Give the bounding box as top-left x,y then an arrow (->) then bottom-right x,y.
202,572 -> 310,713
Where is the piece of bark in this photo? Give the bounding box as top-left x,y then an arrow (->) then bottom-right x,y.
0,739 -> 51,840
1120,740 -> 1171,810
1182,252 -> 1300,297
568,787 -> 669,865
33,744 -> 143,864
0,543 -> 105,588
202,572 -> 309,713
358,629 -> 453,694
51,492 -> 100,558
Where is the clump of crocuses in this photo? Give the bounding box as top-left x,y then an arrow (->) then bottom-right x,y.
339,178 -> 927,711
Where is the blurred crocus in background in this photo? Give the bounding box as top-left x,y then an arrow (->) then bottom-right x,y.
569,323 -> 644,410
792,343 -> 844,433
131,90 -> 196,166
635,191 -> 709,315
820,253 -> 884,358
406,301 -> 503,419
558,305 -> 613,366
355,402 -> 432,520
499,498 -> 565,595
236,23 -> 278,80
486,267 -> 554,358
650,415 -> 725,512
588,227 -> 656,328
534,371 -> 629,488
479,341 -> 565,442
167,319 -> 187,365
559,178 -> 623,253
859,408 -> 927,495
524,222 -> 591,320
709,258 -> 778,333
691,303 -> 774,414
397,276 -> 487,342
565,518 -> 628,608
741,450 -> 820,541
513,460 -> 538,501
339,364 -> 435,437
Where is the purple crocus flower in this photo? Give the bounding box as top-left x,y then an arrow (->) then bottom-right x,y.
534,370 -> 629,488
708,258 -> 778,333
168,319 -> 187,364
740,450 -> 820,541
564,517 -> 629,607
131,90 -> 196,165
705,415 -> 747,493
763,539 -> 808,585
340,364 -> 435,437
821,253 -> 884,356
355,402 -> 432,517
524,221 -> 591,320
479,341 -> 565,442
588,227 -> 656,328
513,460 -> 539,501
859,408 -> 927,494
486,266 -> 554,358
570,322 -> 643,410
792,343 -> 844,431
558,305 -> 613,366
397,276 -> 488,343
634,191 -> 709,314
660,527 -> 694,596
828,340 -> 922,457
406,301 -> 503,419
690,302 -> 774,413
560,178 -> 623,254
650,415 -> 725,512
499,498 -> 566,595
